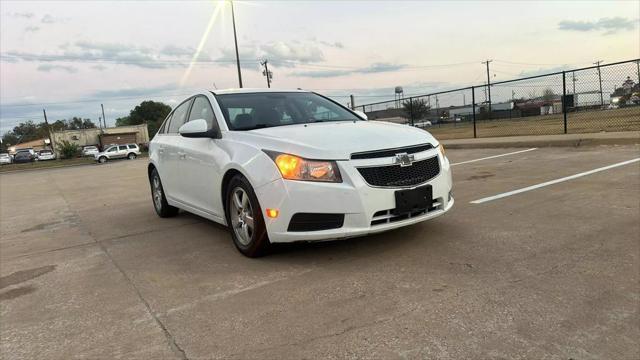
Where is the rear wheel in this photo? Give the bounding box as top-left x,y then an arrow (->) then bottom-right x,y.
128,153 -> 137,160
150,168 -> 179,218
225,175 -> 270,257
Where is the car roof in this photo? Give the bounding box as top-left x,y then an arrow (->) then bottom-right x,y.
211,88 -> 310,95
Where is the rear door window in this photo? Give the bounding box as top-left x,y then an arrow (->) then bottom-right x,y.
118,145 -> 127,151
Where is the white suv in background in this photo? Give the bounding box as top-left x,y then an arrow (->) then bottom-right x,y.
95,144 -> 141,163
148,89 -> 453,257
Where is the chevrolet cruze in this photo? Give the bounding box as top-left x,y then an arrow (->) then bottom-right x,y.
148,89 -> 453,257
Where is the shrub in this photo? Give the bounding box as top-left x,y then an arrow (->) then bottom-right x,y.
56,140 -> 80,159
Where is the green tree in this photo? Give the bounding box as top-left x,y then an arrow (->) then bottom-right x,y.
115,116 -> 132,126
56,140 -> 80,159
118,101 -> 171,138
402,98 -> 430,125
66,117 -> 96,130
542,88 -> 555,102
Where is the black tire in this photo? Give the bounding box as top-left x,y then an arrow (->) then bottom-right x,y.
128,153 -> 137,160
98,156 -> 108,164
150,168 -> 179,218
225,174 -> 270,257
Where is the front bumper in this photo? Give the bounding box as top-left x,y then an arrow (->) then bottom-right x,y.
254,149 -> 453,243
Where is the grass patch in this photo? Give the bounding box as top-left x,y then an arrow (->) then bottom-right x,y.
0,157 -> 96,173
427,106 -> 640,139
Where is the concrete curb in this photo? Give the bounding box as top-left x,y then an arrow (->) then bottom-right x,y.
441,132 -> 640,149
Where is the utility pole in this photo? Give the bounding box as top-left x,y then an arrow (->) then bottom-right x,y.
594,60 -> 604,107
260,60 -> 272,88
230,0 -> 243,88
482,59 -> 493,115
43,109 -> 55,151
101,103 -> 106,129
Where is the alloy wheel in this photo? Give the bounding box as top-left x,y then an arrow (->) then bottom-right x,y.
229,187 -> 254,246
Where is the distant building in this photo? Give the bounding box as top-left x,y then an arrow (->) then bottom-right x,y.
51,124 -> 149,150
8,138 -> 51,154
610,76 -> 640,107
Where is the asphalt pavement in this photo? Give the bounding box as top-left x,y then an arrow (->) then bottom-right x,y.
1,145 -> 638,359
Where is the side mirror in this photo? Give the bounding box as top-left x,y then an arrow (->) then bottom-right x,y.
179,119 -> 219,138
354,110 -> 368,120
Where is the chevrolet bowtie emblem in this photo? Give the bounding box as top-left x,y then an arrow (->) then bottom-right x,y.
394,152 -> 414,167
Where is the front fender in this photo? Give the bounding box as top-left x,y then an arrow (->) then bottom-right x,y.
219,140 -> 281,189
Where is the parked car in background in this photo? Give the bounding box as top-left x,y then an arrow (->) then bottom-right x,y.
95,143 -> 141,163
37,149 -> 56,161
413,120 -> 432,128
148,89 -> 453,257
0,153 -> 11,164
16,148 -> 36,157
82,146 -> 100,157
13,151 -> 35,163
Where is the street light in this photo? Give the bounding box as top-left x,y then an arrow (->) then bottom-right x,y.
229,0 -> 243,88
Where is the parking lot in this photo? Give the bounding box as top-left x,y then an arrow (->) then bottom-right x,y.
1,145 -> 638,359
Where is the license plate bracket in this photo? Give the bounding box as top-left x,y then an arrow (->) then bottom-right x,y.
393,185 -> 433,215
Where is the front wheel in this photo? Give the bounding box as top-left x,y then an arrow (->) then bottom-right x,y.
225,175 -> 270,257
150,169 -> 179,218
98,156 -> 107,163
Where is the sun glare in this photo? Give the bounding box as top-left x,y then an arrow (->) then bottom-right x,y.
179,1 -> 225,87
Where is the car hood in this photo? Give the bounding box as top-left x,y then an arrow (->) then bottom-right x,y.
225,120 -> 439,159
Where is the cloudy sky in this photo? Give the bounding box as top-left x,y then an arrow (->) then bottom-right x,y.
1,0 -> 639,133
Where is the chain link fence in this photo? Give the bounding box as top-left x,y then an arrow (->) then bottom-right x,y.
357,59 -> 640,139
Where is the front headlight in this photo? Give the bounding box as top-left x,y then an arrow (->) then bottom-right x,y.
438,143 -> 446,158
264,151 -> 342,183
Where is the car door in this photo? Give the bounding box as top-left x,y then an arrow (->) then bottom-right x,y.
157,98 -> 193,202
175,95 -> 226,218
117,145 -> 128,158
105,146 -> 118,158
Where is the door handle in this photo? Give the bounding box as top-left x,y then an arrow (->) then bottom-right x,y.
178,151 -> 186,160
158,147 -> 165,154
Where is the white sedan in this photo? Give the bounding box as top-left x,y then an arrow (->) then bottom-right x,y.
37,150 -> 56,161
148,89 -> 453,257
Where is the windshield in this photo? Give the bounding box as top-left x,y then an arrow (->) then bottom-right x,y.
215,92 -> 361,131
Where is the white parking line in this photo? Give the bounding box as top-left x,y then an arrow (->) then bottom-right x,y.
470,158 -> 640,204
451,148 -> 538,166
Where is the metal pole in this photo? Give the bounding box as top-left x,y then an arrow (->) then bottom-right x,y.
562,71 -> 567,134
43,109 -> 55,151
482,60 -> 493,116
594,60 -> 603,107
230,0 -> 243,88
350,95 -> 355,110
636,60 -> 639,84
261,60 -> 271,88
101,103 -> 106,129
409,97 -> 414,126
472,86 -> 477,138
